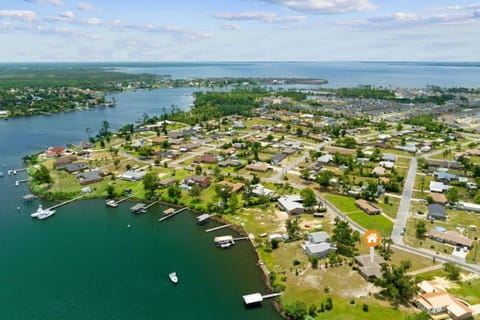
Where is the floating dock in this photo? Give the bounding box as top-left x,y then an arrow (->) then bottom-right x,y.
197,213 -> 216,224
242,292 -> 282,306
130,203 -> 146,214
22,194 -> 37,202
158,207 -> 187,222
205,224 -> 232,233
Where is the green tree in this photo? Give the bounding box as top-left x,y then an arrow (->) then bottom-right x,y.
32,165 -> 52,185
416,221 -> 427,238
446,187 -> 459,203
167,184 -> 181,199
215,184 -> 231,206
300,187 -> 317,208
106,185 -> 115,198
227,194 -> 239,213
375,260 -> 418,306
189,184 -> 202,198
316,171 -> 333,188
331,217 -> 360,256
444,262 -> 461,280
286,216 -> 301,240
142,172 -> 159,199
284,300 -> 307,320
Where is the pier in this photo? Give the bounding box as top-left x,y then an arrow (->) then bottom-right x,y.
205,224 -> 232,233
22,194 -> 37,202
15,178 -> 31,186
158,207 -> 187,222
197,213 -> 216,224
130,203 -> 146,214
46,195 -> 83,211
233,236 -> 250,241
106,193 -> 137,208
144,201 -> 157,210
116,194 -> 136,204
242,292 -> 282,306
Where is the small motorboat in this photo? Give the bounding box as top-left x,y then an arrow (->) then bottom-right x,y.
220,242 -> 233,249
169,272 -> 178,284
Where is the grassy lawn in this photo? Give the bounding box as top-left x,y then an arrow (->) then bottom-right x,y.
377,196 -> 400,219
450,279 -> 480,305
323,194 -> 361,214
347,212 -> 393,236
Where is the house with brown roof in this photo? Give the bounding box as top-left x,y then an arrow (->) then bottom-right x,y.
428,229 -> 473,248
46,146 -> 66,157
430,192 -> 447,205
415,282 -> 473,320
194,153 -> 218,164
184,175 -> 211,188
151,136 -> 167,145
355,199 -> 381,215
246,162 -> 270,172
355,254 -> 386,280
217,181 -> 244,193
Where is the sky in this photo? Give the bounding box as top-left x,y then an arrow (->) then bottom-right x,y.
0,0 -> 479,62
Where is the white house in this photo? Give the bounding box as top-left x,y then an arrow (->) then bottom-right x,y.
277,195 -> 304,215
429,181 -> 450,193
118,170 -> 146,181
303,231 -> 336,258
458,201 -> 480,213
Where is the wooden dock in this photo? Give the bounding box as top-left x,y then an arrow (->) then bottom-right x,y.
158,207 -> 187,222
144,201 -> 157,210
205,224 -> 232,233
47,195 -> 83,211
116,194 -> 136,204
233,236 -> 250,241
15,178 -> 31,185
22,194 -> 37,202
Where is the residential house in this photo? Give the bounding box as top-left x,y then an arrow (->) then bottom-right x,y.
218,159 -> 241,167
426,159 -> 462,169
194,153 -> 218,164
56,162 -> 88,174
246,162 -> 270,172
435,171 -> 458,182
428,204 -> 447,220
184,175 -> 211,188
251,184 -> 276,197
317,154 -> 333,164
303,231 -> 336,258
271,153 -> 287,165
46,146 -> 66,157
118,170 -> 146,182
355,199 -> 382,215
76,170 -> 103,185
429,181 -> 450,193
159,178 -> 176,188
379,161 -> 395,169
151,136 -> 167,145
277,195 -> 304,215
382,154 -> 396,162
217,181 -> 244,193
428,229 -> 473,248
415,282 -> 473,320
355,254 -> 386,280
371,166 -> 386,176
430,192 -> 448,205
54,156 -> 77,166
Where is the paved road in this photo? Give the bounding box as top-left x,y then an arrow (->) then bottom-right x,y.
391,157 -> 417,245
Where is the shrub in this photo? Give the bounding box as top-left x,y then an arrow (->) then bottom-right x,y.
362,303 -> 369,312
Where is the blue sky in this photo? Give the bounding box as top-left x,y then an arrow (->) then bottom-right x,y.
0,0 -> 479,61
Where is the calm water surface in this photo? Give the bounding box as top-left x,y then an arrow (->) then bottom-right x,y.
0,87 -> 280,319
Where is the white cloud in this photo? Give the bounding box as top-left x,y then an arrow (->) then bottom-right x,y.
82,17 -> 102,25
430,3 -> 480,12
258,0 -> 377,14
60,10 -> 75,19
25,0 -> 63,6
213,12 -> 306,23
0,10 -> 37,21
343,11 -> 480,28
76,2 -> 95,11
220,23 -> 240,30
109,21 -> 213,40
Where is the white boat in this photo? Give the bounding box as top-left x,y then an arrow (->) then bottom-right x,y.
31,205 -> 55,219
220,242 -> 233,249
37,210 -> 55,220
169,272 -> 178,284
0,171 -> 3,177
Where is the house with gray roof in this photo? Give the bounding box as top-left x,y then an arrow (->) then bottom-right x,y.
428,204 -> 447,220
303,231 -> 336,258
118,170 -> 147,182
277,195 -> 304,215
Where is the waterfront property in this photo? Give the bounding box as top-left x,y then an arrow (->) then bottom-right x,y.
277,194 -> 304,215
303,231 -> 336,258
118,170 -> 147,181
